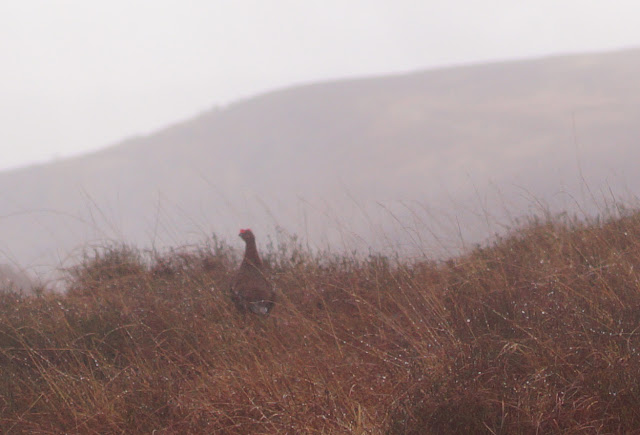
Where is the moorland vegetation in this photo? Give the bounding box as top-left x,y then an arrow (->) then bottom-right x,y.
1,210 -> 640,433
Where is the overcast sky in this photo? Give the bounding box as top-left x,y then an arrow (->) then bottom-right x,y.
1,0 -> 639,171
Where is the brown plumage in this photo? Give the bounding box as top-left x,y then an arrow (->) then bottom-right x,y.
230,229 -> 275,315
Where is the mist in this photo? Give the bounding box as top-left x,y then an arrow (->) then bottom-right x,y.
0,48 -> 639,289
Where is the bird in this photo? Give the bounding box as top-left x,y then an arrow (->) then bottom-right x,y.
229,228 -> 275,315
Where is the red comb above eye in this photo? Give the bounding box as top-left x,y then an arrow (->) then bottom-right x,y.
240,228 -> 251,233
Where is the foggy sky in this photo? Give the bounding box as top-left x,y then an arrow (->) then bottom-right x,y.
1,0 -> 639,171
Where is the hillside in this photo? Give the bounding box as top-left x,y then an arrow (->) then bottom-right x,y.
2,210 -> 640,432
2,48 -> 640,281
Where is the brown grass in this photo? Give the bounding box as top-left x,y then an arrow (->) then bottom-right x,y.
2,211 -> 640,433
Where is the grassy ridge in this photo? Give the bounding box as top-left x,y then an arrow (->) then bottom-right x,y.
1,212 -> 640,433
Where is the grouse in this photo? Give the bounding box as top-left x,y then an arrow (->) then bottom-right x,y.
230,229 -> 275,315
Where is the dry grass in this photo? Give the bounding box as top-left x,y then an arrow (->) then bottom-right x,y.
2,211 -> 640,433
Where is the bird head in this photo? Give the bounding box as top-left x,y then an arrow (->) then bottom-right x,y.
239,228 -> 255,242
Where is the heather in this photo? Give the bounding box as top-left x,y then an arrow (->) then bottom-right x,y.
1,211 -> 640,433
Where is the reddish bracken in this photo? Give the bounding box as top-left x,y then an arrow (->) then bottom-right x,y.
230,229 -> 275,315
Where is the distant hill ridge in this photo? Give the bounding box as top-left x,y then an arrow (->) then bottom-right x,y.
1,47 -> 640,283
